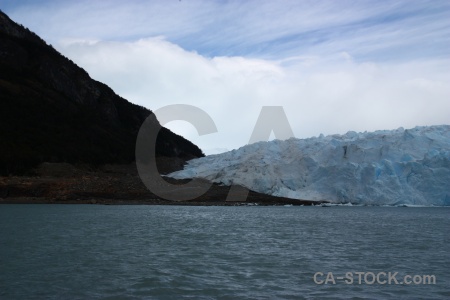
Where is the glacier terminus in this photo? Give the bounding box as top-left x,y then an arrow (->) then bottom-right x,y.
168,125 -> 450,206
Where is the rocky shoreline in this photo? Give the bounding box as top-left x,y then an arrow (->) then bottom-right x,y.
0,160 -> 325,206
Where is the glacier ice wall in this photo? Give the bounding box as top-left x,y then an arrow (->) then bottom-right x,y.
168,125 -> 450,205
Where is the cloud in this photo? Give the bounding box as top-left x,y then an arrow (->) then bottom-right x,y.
4,0 -> 450,154
58,38 -> 450,154
58,38 -> 285,152
7,0 -> 450,60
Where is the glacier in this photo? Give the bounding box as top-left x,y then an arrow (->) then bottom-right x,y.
167,125 -> 450,206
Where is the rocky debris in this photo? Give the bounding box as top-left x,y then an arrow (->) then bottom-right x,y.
0,160 -> 322,206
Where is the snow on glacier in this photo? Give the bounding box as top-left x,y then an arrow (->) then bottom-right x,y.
168,125 -> 450,205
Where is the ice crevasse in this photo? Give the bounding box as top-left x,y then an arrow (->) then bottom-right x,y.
168,125 -> 450,206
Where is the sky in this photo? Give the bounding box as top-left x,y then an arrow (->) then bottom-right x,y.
2,0 -> 450,155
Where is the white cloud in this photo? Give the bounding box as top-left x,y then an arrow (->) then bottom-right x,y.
4,0 -> 450,154
58,38 -> 450,155
9,0 -> 450,60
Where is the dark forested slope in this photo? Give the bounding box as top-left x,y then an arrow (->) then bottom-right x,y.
0,11 -> 203,175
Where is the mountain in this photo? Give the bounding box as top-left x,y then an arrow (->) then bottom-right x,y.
168,125 -> 450,206
0,11 -> 203,175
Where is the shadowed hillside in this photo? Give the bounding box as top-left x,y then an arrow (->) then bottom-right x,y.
0,11 -> 203,175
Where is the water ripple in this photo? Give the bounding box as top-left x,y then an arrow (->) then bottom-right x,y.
0,205 -> 448,299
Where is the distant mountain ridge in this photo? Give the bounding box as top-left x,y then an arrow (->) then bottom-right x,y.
0,10 -> 203,175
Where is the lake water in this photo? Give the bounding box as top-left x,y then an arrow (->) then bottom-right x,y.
0,205 -> 449,299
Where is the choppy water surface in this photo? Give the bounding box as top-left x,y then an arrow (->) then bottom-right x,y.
0,205 -> 449,299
